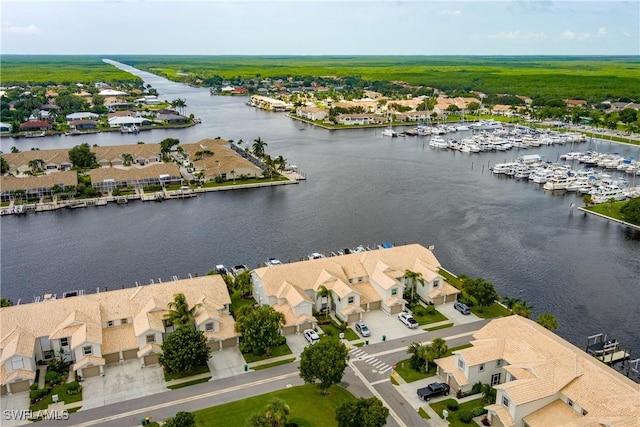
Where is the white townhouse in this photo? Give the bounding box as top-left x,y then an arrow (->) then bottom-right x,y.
435,316 -> 640,427
251,244 -> 458,334
0,276 -> 237,395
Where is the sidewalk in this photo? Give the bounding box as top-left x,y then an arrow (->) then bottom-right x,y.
247,354 -> 297,369
164,372 -> 211,388
390,372 -> 449,427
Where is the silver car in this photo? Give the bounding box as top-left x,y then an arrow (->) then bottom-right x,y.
354,321 -> 371,337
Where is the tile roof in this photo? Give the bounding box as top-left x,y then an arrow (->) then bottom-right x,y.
72,355 -> 106,371
89,163 -> 181,183
486,403 -> 515,427
436,355 -> 469,386
182,138 -> 262,177
522,400 -> 581,427
0,171 -> 78,192
101,324 -> 138,354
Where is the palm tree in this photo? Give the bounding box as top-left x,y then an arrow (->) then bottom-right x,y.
536,313 -> 559,331
481,384 -> 497,404
264,398 -> 290,427
275,155 -> 287,172
165,293 -> 202,328
429,338 -> 448,360
501,296 -> 523,310
28,159 -> 45,174
316,285 -> 334,318
512,301 -> 533,318
407,341 -> 424,357
402,270 -> 424,304
230,169 -> 236,183
122,153 -> 133,167
263,154 -> 275,180
252,137 -> 267,158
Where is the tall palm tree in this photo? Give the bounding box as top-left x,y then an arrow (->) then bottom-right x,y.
501,296 -> 523,310
230,169 -> 236,183
429,337 -> 448,360
512,301 -> 533,318
28,159 -> 45,174
403,270 -> 424,304
316,285 -> 334,318
252,137 -> 267,158
165,293 -> 202,328
122,153 -> 133,166
275,155 -> 287,172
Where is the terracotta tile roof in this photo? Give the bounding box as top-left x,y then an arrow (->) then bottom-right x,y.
0,171 -> 78,192
89,163 -> 181,183
522,400 -> 581,427
204,313 -> 240,341
428,282 -> 460,298
340,304 -> 364,317
0,327 -> 36,362
137,343 -> 162,358
101,324 -> 138,354
72,355 -> 105,371
436,355 -> 468,386
182,139 -> 262,177
0,365 -> 36,384
457,339 -> 505,366
351,282 -> 381,304
486,403 -> 515,427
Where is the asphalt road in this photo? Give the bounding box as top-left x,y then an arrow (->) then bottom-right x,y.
43,320 -> 489,427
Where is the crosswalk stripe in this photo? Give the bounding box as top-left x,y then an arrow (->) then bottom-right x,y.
373,361 -> 385,368
379,366 -> 392,374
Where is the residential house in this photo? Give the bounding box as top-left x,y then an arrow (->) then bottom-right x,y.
19,120 -> 52,132
336,114 -> 384,125
66,112 -> 99,123
491,105 -> 515,116
435,316 -> 640,427
107,116 -> 152,128
248,95 -> 293,112
2,149 -> 72,175
89,163 -> 181,193
295,106 -> 328,121
0,276 -> 236,395
564,99 -> 588,108
395,111 -> 430,122
610,101 -> 640,111
0,171 -> 78,202
0,122 -> 11,133
92,143 -> 163,167
69,120 -> 98,130
181,139 -> 263,181
154,113 -> 187,125
251,244 -> 454,334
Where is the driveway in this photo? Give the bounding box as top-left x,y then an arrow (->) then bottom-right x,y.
80,361 -> 166,411
359,310 -> 427,344
0,391 -> 29,427
437,302 -> 481,325
286,332 -> 310,357
208,347 -> 247,380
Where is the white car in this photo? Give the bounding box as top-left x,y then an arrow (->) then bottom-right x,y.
303,329 -> 320,344
398,312 -> 419,329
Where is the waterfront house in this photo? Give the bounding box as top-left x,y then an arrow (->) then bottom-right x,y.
295,106 -> 328,121
564,99 -> 588,108
182,139 -> 264,181
491,105 -> 515,116
107,116 -> 152,128
0,122 -> 11,133
69,119 -> 98,130
434,316 -> 640,427
2,149 -> 72,175
251,244 -> 454,334
395,111 -> 430,122
19,120 -> 52,132
336,114 -> 383,125
248,95 -> 293,112
154,113 -> 187,125
0,171 -> 78,202
66,112 -> 99,123
89,163 -> 182,193
0,276 -> 236,395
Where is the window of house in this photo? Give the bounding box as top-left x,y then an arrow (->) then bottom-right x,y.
391,288 -> 398,296
491,373 -> 501,386
205,322 -> 214,331
11,358 -> 24,370
107,320 -> 114,327
348,296 -> 354,304
83,346 -> 92,355
358,277 -> 363,282
582,409 -> 588,416
479,363 -> 485,372
43,350 -> 53,360
121,318 -> 128,325
457,358 -> 465,369
433,280 -> 440,288
567,399 -> 573,408
502,396 -> 510,408
146,334 -> 155,344
60,337 -> 69,347
496,359 -> 502,367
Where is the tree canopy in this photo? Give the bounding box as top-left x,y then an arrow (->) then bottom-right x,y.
235,305 -> 285,356
165,293 -> 202,328
164,411 -> 196,427
462,277 -> 499,309
0,297 -> 13,307
0,156 -> 8,174
159,326 -> 211,375
620,197 -> 640,225
536,313 -> 559,331
160,138 -> 180,154
335,397 -> 389,427
68,143 -> 97,169
299,339 -> 348,394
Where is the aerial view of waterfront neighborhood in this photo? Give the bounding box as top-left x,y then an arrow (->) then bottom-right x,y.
1,1 -> 639,427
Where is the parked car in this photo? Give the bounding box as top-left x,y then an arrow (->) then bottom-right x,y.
417,382 -> 450,401
303,329 -> 320,344
398,312 -> 419,329
454,301 -> 471,315
354,321 -> 371,337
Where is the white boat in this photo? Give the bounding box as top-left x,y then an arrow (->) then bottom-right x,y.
308,253 -> 325,260
590,186 -> 627,203
429,136 -> 449,148
469,120 -> 503,131
530,169 -> 555,184
455,124 -> 470,131
491,162 -> 520,175
543,174 -> 572,190
381,127 -> 398,137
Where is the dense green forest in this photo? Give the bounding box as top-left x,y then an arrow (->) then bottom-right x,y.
109,55 -> 640,102
1,55 -> 142,86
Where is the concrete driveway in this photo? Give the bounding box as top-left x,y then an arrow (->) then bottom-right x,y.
396,375 -> 451,412
286,331 -> 311,357
80,361 -> 166,411
437,302 -> 480,325
358,310 -> 427,344
0,390 -> 29,427
208,347 -> 247,380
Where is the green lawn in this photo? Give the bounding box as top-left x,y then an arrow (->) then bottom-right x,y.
425,323 -> 454,331
230,291 -> 256,319
319,324 -> 359,341
193,384 -> 356,427
438,269 -> 463,290
242,343 -> 293,363
252,358 -> 296,371
394,359 -> 437,383
202,176 -> 289,188
430,398 -> 486,427
413,309 -> 448,325
471,302 -> 511,319
418,407 -> 431,419
167,377 -> 211,390
30,382 -> 83,411
164,364 -> 211,382
584,200 -> 634,223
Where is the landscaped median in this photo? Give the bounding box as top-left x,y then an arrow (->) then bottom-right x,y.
394,344 -> 473,384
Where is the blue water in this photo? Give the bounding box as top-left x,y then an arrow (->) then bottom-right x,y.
1,62 -> 639,358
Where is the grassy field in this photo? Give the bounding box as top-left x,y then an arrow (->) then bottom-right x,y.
193,384 -> 356,427
109,55 -> 640,101
241,343 -> 293,363
430,398 -> 487,427
584,200 -> 635,223
1,55 -> 141,85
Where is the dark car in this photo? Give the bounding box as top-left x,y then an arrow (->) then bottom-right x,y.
417,382 -> 450,401
454,301 -> 471,315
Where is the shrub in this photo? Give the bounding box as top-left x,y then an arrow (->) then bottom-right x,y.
29,387 -> 50,402
66,381 -> 82,395
447,400 -> 459,411
458,409 -> 473,423
472,381 -> 484,394
409,354 -> 426,372
413,306 -> 426,316
424,305 -> 436,315
472,406 -> 487,417
30,383 -> 39,391
45,371 -> 62,386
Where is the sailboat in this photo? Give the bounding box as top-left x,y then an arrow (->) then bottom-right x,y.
381,115 -> 398,137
